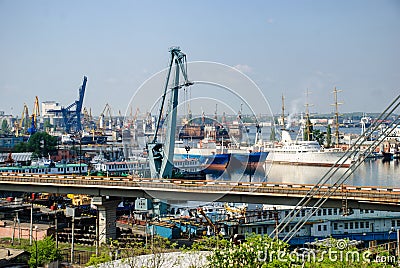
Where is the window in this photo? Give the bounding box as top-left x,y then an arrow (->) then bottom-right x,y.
397,220 -> 400,226
323,209 -> 327,216
334,209 -> 338,215
350,222 -> 353,229
360,209 -> 364,214
355,222 -> 359,229
344,223 -> 348,229
252,227 -> 257,233
333,223 -> 338,230
360,222 -> 364,229
317,210 -> 321,216
392,220 -> 396,227
302,210 -> 306,217
328,209 -> 332,215
318,225 -> 321,231
366,222 -> 370,228
323,225 -> 327,231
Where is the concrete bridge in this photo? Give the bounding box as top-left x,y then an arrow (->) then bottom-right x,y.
0,173 -> 399,211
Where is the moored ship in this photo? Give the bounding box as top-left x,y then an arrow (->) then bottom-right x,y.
265,130 -> 354,168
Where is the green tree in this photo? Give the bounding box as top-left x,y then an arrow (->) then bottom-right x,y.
270,127 -> 276,141
326,124 -> 332,148
28,236 -> 61,268
312,129 -> 325,146
14,132 -> 58,158
43,118 -> 53,131
1,119 -> 10,135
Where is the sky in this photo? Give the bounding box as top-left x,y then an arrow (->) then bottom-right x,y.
0,0 -> 399,118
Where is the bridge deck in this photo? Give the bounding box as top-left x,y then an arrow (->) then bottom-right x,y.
0,173 -> 399,205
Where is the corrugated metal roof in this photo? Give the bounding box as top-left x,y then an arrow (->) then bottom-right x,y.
0,152 -> 32,162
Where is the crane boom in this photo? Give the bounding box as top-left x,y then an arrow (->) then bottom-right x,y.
147,47 -> 193,178
48,76 -> 87,133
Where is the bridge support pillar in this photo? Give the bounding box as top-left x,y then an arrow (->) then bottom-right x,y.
92,197 -> 120,244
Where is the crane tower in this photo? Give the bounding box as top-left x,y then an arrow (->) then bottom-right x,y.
147,47 -> 193,178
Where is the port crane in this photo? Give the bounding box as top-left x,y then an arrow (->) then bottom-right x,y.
147,47 -> 193,178
197,207 -> 219,236
27,96 -> 40,135
14,104 -> 30,136
98,103 -> 113,131
48,76 -> 87,133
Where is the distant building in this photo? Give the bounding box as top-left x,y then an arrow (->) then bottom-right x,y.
0,137 -> 27,152
41,101 -> 63,129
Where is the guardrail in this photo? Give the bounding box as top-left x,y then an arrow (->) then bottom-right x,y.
0,172 -> 399,203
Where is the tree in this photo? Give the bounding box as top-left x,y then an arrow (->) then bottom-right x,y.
43,118 -> 53,131
14,132 -> 58,158
28,236 -> 61,268
270,127 -> 276,141
1,119 -> 10,135
312,129 -> 325,146
326,124 -> 332,148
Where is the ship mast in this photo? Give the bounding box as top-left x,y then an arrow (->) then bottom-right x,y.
331,87 -> 342,147
281,94 -> 285,129
304,89 -> 313,141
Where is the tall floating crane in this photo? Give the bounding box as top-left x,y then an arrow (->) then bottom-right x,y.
147,47 -> 193,178
48,76 -> 87,133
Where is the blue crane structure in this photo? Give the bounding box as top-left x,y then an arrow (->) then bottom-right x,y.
49,76 -> 87,133
147,47 -> 193,178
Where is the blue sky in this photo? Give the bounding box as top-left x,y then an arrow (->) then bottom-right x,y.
0,0 -> 399,117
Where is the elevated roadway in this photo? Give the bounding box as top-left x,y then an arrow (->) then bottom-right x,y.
1,173 -> 399,211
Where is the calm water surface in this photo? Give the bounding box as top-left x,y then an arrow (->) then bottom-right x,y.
208,158 -> 399,188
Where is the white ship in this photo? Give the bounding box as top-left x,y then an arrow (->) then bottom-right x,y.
265,130 -> 354,168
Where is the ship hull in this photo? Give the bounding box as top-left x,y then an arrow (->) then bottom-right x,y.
266,151 -> 352,168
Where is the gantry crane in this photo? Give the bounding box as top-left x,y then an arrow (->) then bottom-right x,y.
147,47 -> 193,178
48,76 -> 87,133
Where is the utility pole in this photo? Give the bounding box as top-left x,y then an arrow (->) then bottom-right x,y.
397,228 -> 399,263
66,207 -> 76,265
30,194 -> 34,246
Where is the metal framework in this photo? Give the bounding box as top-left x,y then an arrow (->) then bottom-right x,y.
147,47 -> 193,178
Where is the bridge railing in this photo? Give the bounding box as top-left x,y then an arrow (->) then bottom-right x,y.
0,173 -> 399,203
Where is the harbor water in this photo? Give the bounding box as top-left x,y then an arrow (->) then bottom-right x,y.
208,125 -> 399,188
